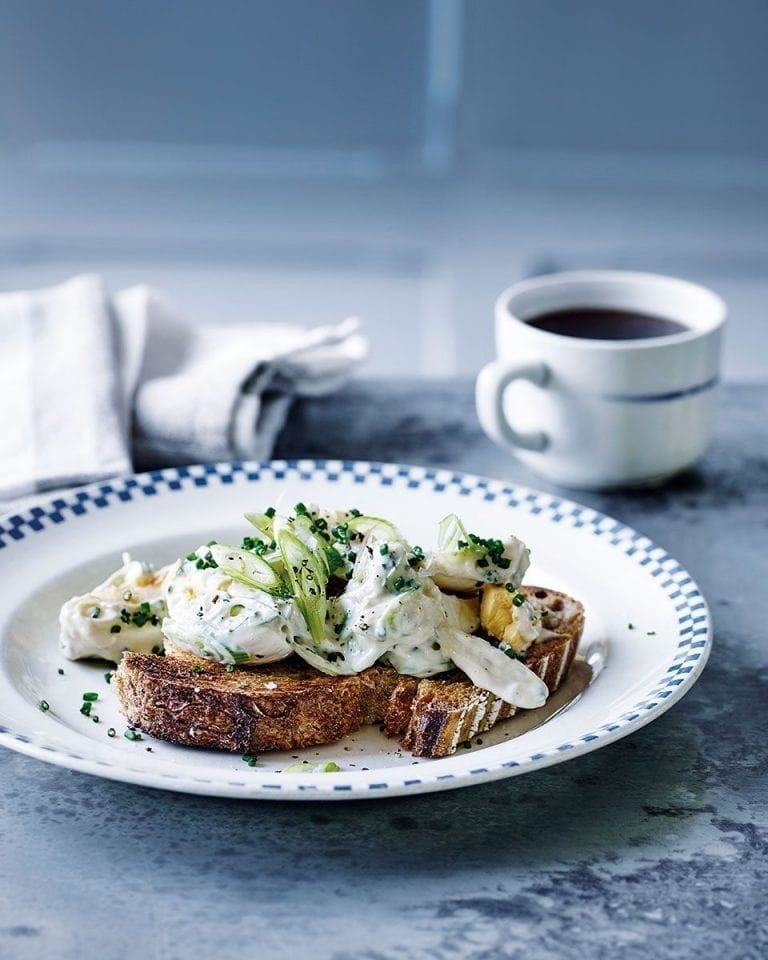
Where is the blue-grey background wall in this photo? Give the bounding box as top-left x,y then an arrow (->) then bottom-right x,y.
3,0 -> 767,163
1,0 -> 767,378
460,0 -> 768,156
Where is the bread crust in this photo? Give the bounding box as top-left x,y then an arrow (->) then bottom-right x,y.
114,585 -> 584,758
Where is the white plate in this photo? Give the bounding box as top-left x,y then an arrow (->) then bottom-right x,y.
0,460 -> 710,800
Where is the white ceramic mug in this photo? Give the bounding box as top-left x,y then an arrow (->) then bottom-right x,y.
476,271 -> 727,489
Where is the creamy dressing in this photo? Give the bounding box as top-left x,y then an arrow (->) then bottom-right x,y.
58,509 -> 551,709
162,547 -> 307,665
290,541 -> 480,676
59,553 -> 168,662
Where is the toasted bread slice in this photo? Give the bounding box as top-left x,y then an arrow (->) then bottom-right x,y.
114,654 -> 402,753
114,585 -> 583,758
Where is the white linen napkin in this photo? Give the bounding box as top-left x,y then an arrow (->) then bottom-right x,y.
0,274 -> 367,504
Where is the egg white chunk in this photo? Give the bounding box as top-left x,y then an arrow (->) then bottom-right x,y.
59,553 -> 168,663
424,533 -> 530,593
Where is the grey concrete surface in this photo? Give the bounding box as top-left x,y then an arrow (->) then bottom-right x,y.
2,381 -> 767,960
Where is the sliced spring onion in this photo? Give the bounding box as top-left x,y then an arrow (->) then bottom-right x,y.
244,512 -> 275,535
347,515 -> 402,542
282,760 -> 341,773
209,544 -> 288,597
225,648 -> 251,664
292,514 -> 319,542
437,513 -> 476,552
274,513 -> 334,576
288,638 -> 350,675
325,545 -> 345,574
277,530 -> 327,643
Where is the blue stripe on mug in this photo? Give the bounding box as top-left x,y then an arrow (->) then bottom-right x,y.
602,375 -> 719,404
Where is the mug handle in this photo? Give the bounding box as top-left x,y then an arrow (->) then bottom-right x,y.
475,360 -> 549,452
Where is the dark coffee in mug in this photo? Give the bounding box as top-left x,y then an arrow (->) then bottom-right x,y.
526,308 -> 688,341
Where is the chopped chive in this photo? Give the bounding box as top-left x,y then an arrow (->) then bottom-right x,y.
379,544 -> 389,555
110,625 -> 121,634
90,607 -> 101,619
186,552 -> 197,561
512,593 -> 525,608
241,754 -> 257,767
332,522 -> 349,544
349,508 -> 362,518
104,671 -> 113,684
647,630 -> 657,636
107,728 -> 116,738
91,715 -> 99,723
57,668 -> 65,676
225,664 -> 235,673
628,623 -> 635,630
39,699 -> 50,712
82,692 -> 98,702
325,546 -> 344,572
124,729 -> 143,741
265,506 -> 276,518
80,702 -> 92,717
